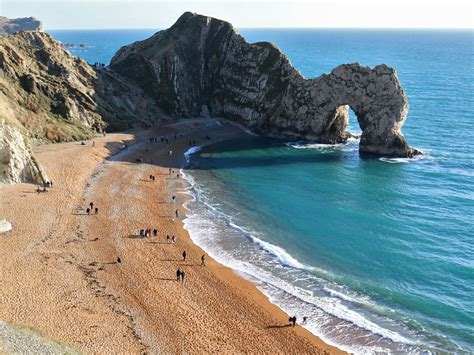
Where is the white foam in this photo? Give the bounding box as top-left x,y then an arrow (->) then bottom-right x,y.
286,136 -> 360,151
232,223 -> 312,271
183,146 -> 202,162
379,154 -> 426,164
183,202 -> 415,350
179,143 -> 419,353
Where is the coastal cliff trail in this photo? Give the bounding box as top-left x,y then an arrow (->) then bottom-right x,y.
0,119 -> 343,353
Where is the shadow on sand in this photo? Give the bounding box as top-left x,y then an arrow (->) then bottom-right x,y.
266,324 -> 293,329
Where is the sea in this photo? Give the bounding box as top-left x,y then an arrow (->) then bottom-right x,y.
50,28 -> 474,353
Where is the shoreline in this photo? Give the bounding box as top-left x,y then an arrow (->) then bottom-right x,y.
0,118 -> 344,353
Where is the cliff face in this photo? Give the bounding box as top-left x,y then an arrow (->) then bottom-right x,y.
0,30 -> 166,184
0,16 -> 43,35
0,119 -> 47,184
111,12 -> 418,157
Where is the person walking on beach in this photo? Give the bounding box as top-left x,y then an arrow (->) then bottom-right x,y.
182,251 -> 187,261
176,269 -> 181,281
201,255 -> 205,266
172,235 -> 176,243
302,316 -> 307,325
86,208 -> 90,215
181,270 -> 185,283
89,202 -> 94,209
153,229 -> 157,237
95,207 -> 98,214
175,209 -> 179,218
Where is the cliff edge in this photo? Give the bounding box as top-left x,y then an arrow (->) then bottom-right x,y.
0,30 -> 166,184
111,12 -> 418,157
0,16 -> 43,35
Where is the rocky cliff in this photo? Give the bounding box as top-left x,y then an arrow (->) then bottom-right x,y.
0,16 -> 43,35
0,30 -> 166,184
111,12 -> 418,157
0,119 -> 47,184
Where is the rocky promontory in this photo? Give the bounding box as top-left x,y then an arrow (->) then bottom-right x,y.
0,13 -> 419,184
111,12 -> 418,157
0,30 -> 167,184
0,16 -> 43,35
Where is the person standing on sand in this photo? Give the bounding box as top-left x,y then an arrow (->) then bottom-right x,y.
181,270 -> 185,283
172,195 -> 176,202
182,251 -> 186,261
86,208 -> 90,215
201,255 -> 205,266
172,235 -> 176,243
176,269 -> 181,281
89,202 -> 94,209
95,207 -> 98,214
175,209 -> 179,218
153,229 -> 157,237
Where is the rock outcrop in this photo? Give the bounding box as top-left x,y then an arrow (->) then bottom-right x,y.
111,12 -> 418,157
0,16 -> 43,35
0,119 -> 47,184
0,30 -> 167,184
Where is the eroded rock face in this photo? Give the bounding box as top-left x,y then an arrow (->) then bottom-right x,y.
0,120 -> 47,184
0,16 -> 43,36
0,30 -> 167,184
111,12 -> 418,157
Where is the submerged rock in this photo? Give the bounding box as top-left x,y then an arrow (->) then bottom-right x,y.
111,12 -> 418,157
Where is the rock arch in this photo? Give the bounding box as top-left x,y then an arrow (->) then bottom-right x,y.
295,63 -> 418,157
110,12 -> 419,157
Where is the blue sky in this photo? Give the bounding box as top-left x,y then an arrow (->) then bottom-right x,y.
1,0 -> 473,29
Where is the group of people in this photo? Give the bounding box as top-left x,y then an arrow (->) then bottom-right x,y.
288,315 -> 308,326
176,269 -> 186,282
147,136 -> 173,144
93,62 -> 106,69
86,202 -> 99,215
36,180 -> 54,193
139,228 -> 158,238
182,251 -> 205,266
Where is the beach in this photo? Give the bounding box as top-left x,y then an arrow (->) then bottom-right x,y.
0,118 -> 343,353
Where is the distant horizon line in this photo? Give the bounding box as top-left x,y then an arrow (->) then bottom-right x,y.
46,27 -> 474,31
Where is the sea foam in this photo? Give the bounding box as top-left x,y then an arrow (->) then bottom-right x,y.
178,146 -> 419,353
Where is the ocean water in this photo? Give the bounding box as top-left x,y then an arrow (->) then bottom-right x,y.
50,28 -> 474,353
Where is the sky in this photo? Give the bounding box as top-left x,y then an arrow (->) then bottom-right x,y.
1,0 -> 473,29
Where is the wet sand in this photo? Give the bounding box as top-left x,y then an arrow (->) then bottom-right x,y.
0,118 -> 344,353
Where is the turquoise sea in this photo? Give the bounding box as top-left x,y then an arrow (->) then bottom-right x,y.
50,28 -> 474,353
